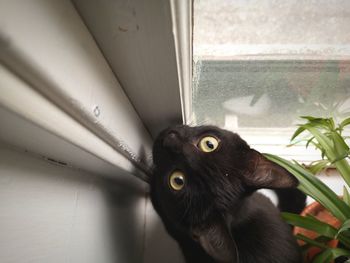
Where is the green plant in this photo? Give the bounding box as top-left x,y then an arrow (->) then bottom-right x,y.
264,116 -> 350,262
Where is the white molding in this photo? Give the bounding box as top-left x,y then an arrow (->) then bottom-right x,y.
0,0 -> 194,178
169,0 -> 193,125
0,64 -> 148,182
0,0 -> 152,180
73,0 -> 184,136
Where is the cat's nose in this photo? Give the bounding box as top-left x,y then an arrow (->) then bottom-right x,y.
162,131 -> 182,153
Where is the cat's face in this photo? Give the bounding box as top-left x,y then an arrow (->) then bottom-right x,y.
150,125 -> 297,232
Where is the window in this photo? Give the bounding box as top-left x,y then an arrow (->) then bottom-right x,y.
193,0 -> 350,162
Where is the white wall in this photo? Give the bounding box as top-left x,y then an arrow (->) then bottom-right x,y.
0,144 -> 146,263
143,197 -> 185,263
0,1 -> 189,262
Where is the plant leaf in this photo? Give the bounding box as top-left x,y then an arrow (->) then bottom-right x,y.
312,248 -> 350,263
344,186 -> 350,207
306,136 -> 315,148
329,133 -> 349,163
312,248 -> 332,263
301,117 -> 333,131
340,117 -> 350,130
291,125 -> 306,142
282,213 -> 337,238
336,219 -> 350,238
301,116 -> 322,121
300,235 -> 333,253
295,234 -> 328,249
308,160 -> 329,175
264,154 -> 350,221
331,248 -> 350,259
303,124 -> 335,161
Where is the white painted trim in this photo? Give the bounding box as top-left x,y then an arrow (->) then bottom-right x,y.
0,64 -> 148,181
0,0 -> 194,179
170,0 -> 193,125
73,0 -> 184,137
0,0 -> 152,179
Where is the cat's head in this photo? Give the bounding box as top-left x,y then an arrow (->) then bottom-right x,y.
150,125 -> 297,231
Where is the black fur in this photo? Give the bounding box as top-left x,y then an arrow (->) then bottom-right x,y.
150,125 -> 305,263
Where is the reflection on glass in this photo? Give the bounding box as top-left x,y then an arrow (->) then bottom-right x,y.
193,60 -> 350,128
193,0 -> 350,162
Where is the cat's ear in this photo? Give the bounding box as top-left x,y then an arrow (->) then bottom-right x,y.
244,150 -> 298,189
192,222 -> 236,263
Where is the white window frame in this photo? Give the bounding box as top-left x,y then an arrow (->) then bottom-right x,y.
0,0 -> 192,183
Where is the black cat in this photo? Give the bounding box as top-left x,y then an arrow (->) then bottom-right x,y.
150,125 -> 306,263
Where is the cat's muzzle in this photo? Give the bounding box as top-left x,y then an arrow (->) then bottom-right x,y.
162,131 -> 183,154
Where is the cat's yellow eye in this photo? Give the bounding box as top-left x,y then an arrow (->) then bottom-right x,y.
198,136 -> 219,152
169,171 -> 185,191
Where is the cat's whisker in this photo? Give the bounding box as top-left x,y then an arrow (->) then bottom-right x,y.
186,118 -> 196,126
190,118 -> 211,126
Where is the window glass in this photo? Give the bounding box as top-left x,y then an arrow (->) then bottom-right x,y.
193,0 -> 350,162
